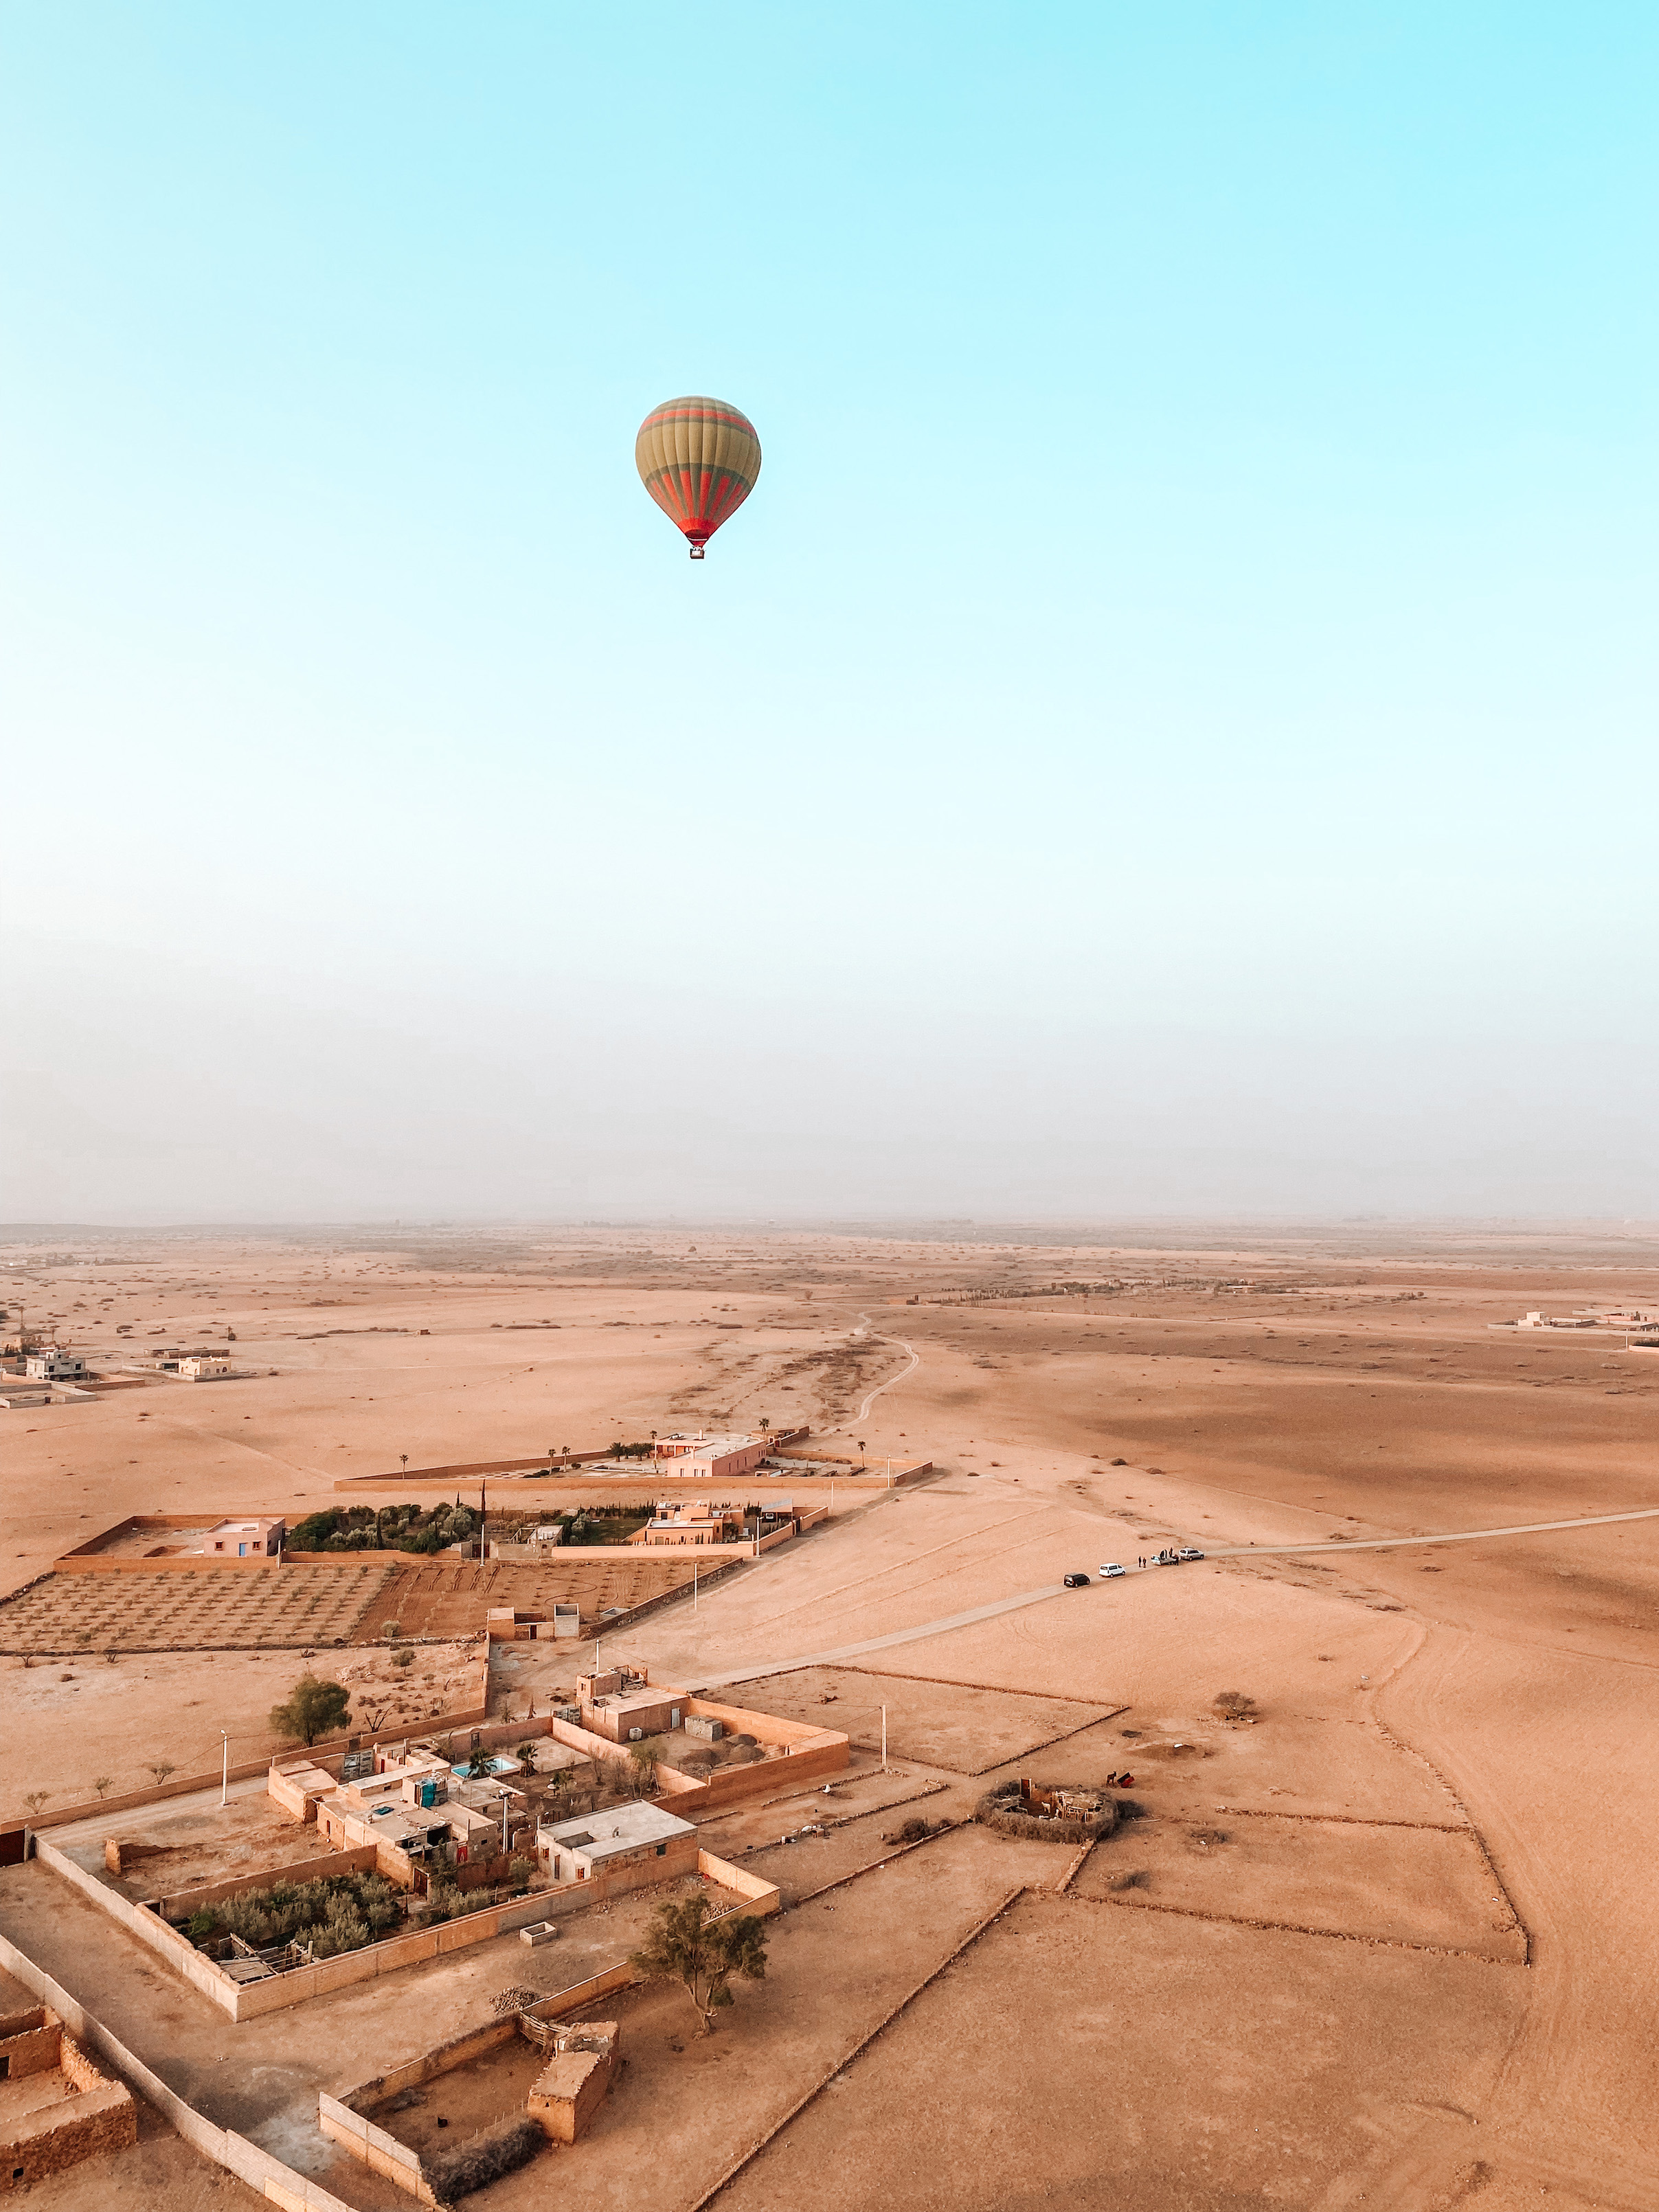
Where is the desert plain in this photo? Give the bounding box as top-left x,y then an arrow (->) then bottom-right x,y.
1,1219 -> 1656,2211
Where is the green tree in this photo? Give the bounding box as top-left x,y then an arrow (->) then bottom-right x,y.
630,1895 -> 767,2035
269,1673 -> 351,1747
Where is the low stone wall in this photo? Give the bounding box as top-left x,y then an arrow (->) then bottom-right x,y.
147,1842 -> 382,1920
34,1829 -> 554,2023
0,2057 -> 136,2191
0,2009 -> 60,2078
0,1930 -> 361,2211
317,2095 -> 439,2207
697,1851 -> 781,1917
975,1787 -> 1120,1846
1,1669 -> 490,1854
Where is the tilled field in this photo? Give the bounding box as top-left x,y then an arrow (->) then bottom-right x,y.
370,1556 -> 705,1638
0,1565 -> 394,1654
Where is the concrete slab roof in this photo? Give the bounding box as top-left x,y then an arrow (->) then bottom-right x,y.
539,1802 -> 694,1860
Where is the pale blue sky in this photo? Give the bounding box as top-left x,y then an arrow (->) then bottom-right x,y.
3,5 -> 1655,1221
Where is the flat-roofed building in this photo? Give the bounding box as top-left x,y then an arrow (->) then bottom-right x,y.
24,1348 -> 87,1381
634,1499 -> 744,1547
653,1430 -> 770,1480
202,1516 -> 285,1557
538,1801 -> 697,1887
576,1662 -> 689,1741
178,1353 -> 233,1381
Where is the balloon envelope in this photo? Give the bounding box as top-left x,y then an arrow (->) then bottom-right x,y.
635,396 -> 761,556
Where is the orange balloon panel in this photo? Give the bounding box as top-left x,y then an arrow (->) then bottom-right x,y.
635,396 -> 760,555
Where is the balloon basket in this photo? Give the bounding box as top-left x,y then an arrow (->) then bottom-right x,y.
688,543 -> 706,559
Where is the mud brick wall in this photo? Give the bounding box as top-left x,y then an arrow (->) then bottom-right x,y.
0,2039 -> 137,2191
0,2013 -> 61,2079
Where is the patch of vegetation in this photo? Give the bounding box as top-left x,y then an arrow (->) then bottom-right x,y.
427,2115 -> 545,2199
181,1869 -> 401,1958
558,1503 -> 655,1546
890,1816 -> 936,1843
1212,1691 -> 1259,1724
269,1673 -> 350,1746
288,1503 -> 479,1556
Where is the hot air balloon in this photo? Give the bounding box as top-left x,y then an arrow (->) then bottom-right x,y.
635,396 -> 761,559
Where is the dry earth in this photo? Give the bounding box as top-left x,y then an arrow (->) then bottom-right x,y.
1,1221 -> 1656,2209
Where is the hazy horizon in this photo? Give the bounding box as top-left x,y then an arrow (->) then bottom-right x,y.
5,7 -> 1655,1224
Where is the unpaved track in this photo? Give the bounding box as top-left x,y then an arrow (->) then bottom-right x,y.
699,1500 -> 1659,1690
692,1583 -> 1064,1689
1213,1502 -> 1659,1558
838,1320 -> 920,1427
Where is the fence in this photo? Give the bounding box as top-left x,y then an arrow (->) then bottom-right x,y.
0,1930 -> 362,2212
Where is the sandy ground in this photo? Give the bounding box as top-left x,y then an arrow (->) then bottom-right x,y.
1,1223 -> 1656,2209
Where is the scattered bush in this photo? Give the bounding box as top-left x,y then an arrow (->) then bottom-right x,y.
893,1817 -> 934,1844
1212,1691 -> 1259,1723
391,1648 -> 414,1670
427,2115 -> 544,2199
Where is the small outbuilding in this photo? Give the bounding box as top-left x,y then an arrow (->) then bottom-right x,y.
538,1801 -> 697,1889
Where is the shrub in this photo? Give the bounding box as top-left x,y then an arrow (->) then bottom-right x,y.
207,1869 -> 404,1956
1213,1691 -> 1259,1722
427,2117 -> 544,2199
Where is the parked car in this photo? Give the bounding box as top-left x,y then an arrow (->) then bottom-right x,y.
1177,1546 -> 1205,1561
1099,1562 -> 1127,1578
1063,1571 -> 1092,1588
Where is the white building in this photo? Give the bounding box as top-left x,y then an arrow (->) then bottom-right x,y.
538,1801 -> 697,1886
24,1349 -> 87,1381
652,1431 -> 770,1480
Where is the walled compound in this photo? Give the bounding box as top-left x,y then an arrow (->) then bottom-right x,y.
0,1998 -> 137,2191
20,1667 -> 843,2024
